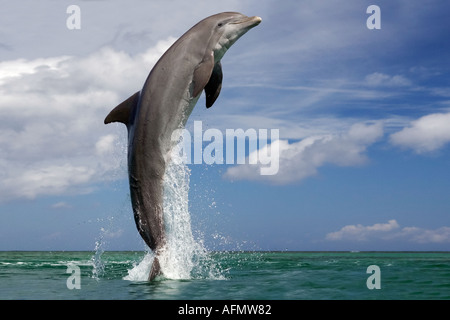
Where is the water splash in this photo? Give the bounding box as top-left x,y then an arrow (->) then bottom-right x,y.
159,154 -> 199,279
90,234 -> 105,280
91,215 -> 120,280
123,252 -> 153,281
124,144 -> 224,281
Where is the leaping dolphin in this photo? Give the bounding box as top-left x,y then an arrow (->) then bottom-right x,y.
104,12 -> 261,280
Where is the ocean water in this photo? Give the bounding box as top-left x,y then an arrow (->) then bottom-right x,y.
0,250 -> 449,300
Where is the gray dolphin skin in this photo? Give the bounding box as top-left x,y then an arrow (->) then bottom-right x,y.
104,12 -> 261,281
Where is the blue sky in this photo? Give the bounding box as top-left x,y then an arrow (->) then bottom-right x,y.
1,0 -> 450,251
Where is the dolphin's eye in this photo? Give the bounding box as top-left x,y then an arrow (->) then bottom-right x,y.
218,22 -> 223,27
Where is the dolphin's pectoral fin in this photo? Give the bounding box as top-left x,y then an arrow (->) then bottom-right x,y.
205,61 -> 223,108
192,52 -> 214,98
104,91 -> 140,125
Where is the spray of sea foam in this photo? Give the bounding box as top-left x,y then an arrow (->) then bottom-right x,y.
124,142 -> 224,281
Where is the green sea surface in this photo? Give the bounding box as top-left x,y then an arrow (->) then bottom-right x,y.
0,251 -> 449,300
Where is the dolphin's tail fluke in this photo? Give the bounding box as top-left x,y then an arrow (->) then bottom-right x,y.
148,255 -> 162,281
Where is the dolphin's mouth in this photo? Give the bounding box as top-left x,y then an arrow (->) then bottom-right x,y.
231,16 -> 262,28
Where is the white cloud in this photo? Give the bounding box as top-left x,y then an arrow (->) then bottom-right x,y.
390,112 -> 450,153
0,38 -> 176,202
224,122 -> 384,184
0,56 -> 71,85
96,134 -> 117,156
326,219 -> 400,241
326,220 -> 450,244
2,163 -> 96,200
51,201 -> 72,209
365,72 -> 412,87
398,226 -> 450,244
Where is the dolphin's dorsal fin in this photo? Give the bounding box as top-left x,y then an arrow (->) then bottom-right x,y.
205,61 -> 223,108
104,91 -> 140,125
192,52 -> 215,98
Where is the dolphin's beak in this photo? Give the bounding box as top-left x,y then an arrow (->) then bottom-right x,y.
232,16 -> 262,28
250,16 -> 262,26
